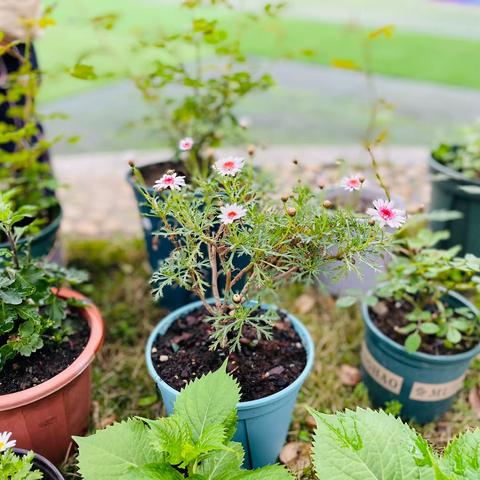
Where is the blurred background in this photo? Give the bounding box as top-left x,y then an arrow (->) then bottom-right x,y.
39,0 -> 480,152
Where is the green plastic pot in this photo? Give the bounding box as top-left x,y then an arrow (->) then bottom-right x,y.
361,291 -> 480,424
429,155 -> 480,256
0,204 -> 62,260
145,299 -> 315,469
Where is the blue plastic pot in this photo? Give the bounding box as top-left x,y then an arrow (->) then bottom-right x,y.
0,204 -> 62,260
127,169 -> 248,310
146,299 -> 315,469
361,291 -> 480,424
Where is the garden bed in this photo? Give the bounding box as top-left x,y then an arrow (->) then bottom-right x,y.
59,237 -> 480,478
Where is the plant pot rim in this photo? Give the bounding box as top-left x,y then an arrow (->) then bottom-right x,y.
429,154 -> 480,187
146,298 -> 315,410
361,289 -> 480,363
126,159 -> 182,193
0,288 -> 104,411
13,448 -> 64,479
0,204 -> 63,250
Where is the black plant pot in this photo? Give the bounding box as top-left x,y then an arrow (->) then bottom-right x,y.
13,449 -> 65,480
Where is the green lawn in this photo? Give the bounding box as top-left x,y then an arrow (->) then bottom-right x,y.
37,0 -> 480,102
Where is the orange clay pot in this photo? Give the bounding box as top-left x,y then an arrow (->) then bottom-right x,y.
0,288 -> 104,464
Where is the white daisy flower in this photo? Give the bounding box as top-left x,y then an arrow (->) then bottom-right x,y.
153,172 -> 186,191
367,199 -> 406,229
214,156 -> 245,177
0,432 -> 16,452
218,203 -> 247,225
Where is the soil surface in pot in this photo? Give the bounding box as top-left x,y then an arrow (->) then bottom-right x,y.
370,299 -> 477,355
0,311 -> 90,394
151,306 -> 307,401
139,161 -> 188,188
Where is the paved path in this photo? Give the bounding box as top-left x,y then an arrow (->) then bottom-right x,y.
43,61 -> 480,155
52,145 -> 430,237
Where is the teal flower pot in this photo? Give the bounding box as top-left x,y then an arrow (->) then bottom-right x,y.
145,299 -> 315,469
0,204 -> 62,260
429,155 -> 480,256
361,291 -> 480,424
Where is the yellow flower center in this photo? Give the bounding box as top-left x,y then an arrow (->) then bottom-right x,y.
0,441 -> 5,450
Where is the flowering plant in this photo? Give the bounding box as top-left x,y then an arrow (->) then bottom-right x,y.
369,229 -> 480,353
0,193 -> 87,371
0,432 -> 42,479
132,156 -> 391,351
130,0 -> 280,176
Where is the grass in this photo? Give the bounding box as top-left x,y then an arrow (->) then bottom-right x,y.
36,0 -> 480,103
59,237 -> 480,478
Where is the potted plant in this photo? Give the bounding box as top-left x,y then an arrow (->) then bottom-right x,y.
0,194 -> 105,463
310,407 -> 480,478
0,35 -> 62,260
131,155 -> 392,467
349,229 -> 480,423
430,122 -> 480,256
125,0 -> 278,286
0,432 -> 65,479
74,365 -> 293,479
318,173 -> 406,296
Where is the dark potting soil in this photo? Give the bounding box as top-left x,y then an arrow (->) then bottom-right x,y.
0,312 -> 90,394
151,306 -> 307,401
370,299 -> 477,355
139,161 -> 188,188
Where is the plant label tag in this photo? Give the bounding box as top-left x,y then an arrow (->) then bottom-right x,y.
409,375 -> 465,402
361,342 -> 403,394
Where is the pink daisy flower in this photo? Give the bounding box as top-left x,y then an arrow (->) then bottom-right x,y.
340,174 -> 364,192
178,137 -> 194,151
0,432 -> 16,452
367,199 -> 406,229
214,156 -> 245,177
153,172 -> 186,191
218,203 -> 247,225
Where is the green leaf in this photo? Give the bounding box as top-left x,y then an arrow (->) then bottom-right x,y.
441,429 -> 480,479
405,332 -> 422,353
336,296 -> 356,308
74,419 -> 164,479
69,63 -> 98,80
197,441 -> 244,480
127,463 -> 184,479
447,327 -> 462,344
310,408 -> 436,479
420,323 -> 440,335
174,362 -> 240,440
0,288 -> 23,305
232,465 -> 294,479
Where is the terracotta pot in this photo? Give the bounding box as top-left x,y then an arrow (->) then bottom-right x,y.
0,288 -> 104,464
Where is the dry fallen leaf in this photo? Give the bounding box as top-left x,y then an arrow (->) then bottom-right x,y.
305,415 -> 317,430
339,364 -> 362,387
279,441 -> 311,474
469,386 -> 480,419
99,415 -> 117,429
294,293 -> 316,315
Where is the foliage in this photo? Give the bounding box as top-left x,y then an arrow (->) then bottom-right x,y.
433,122 -> 480,180
372,229 -> 480,353
132,155 -> 390,351
0,449 -> 43,480
129,0 -> 282,175
310,407 -> 480,480
75,364 -> 293,479
0,29 -> 59,222
0,194 -> 87,371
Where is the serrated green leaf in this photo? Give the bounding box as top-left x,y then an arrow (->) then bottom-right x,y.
441,429 -> 480,479
232,465 -> 294,479
197,441 -> 244,480
311,408 -> 435,479
174,362 -> 240,440
74,419 -> 164,479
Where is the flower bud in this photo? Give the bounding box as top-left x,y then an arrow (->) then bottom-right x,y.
368,218 -> 376,226
281,194 -> 289,203
205,147 -> 215,159
128,159 -> 135,168
323,200 -> 333,209
287,207 -> 297,217
359,175 -> 366,183
233,293 -> 243,304
317,180 -> 325,190
292,158 -> 299,165
247,144 -> 256,156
